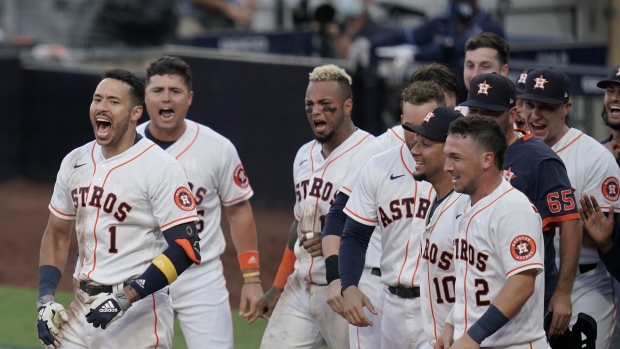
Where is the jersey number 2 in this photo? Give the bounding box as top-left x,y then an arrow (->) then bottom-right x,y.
475,278 -> 490,306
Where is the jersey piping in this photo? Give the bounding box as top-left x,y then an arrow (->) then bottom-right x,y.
462,187 -> 514,330
554,132 -> 584,154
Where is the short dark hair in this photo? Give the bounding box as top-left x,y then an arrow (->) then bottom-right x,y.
448,115 -> 507,169
146,56 -> 193,91
103,68 -> 145,107
401,81 -> 446,109
409,63 -> 459,98
465,32 -> 510,67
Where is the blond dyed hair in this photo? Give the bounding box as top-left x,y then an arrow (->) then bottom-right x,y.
308,64 -> 353,100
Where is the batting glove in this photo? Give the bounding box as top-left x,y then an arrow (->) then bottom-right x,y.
37,298 -> 68,349
85,290 -> 132,329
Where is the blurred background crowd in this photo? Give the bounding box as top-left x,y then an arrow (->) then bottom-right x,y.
1,0 -> 619,208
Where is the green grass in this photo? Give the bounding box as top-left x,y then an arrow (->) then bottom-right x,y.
0,286 -> 266,349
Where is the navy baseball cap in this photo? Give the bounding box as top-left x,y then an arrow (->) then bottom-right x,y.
597,64 -> 620,88
402,107 -> 464,141
460,73 -> 516,112
518,67 -> 571,105
515,67 -> 536,95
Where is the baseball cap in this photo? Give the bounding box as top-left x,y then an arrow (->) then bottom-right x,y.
402,107 -> 464,141
596,64 -> 620,89
515,67 -> 536,95
518,67 -> 571,105
460,73 -> 516,112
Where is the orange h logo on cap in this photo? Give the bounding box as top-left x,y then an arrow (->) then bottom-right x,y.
423,112 -> 435,123
534,75 -> 549,90
477,80 -> 492,95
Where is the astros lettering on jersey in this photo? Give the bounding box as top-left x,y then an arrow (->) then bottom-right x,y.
293,129 -> 372,284
451,180 -> 546,347
50,137 -> 198,285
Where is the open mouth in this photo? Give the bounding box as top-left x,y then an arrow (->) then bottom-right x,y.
96,117 -> 112,137
609,105 -> 620,117
159,108 -> 175,119
314,120 -> 327,132
415,160 -> 425,171
529,121 -> 547,134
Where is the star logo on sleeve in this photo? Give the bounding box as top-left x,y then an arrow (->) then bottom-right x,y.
423,112 -> 435,123
534,75 -> 549,90
501,166 -> 517,183
477,80 -> 492,95
510,235 -> 536,261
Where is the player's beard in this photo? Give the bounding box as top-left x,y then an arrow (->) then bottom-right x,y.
602,108 -> 620,130
107,112 -> 131,148
412,172 -> 427,182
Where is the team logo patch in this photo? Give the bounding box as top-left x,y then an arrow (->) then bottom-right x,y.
477,80 -> 492,95
510,235 -> 536,261
534,75 -> 548,90
174,187 -> 196,211
501,166 -> 517,182
517,72 -> 528,85
233,164 -> 250,188
602,177 -> 620,202
423,112 -> 435,123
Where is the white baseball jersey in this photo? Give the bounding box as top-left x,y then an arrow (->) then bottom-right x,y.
452,179 -> 546,347
374,125 -> 405,151
137,120 -> 253,263
551,127 -> 620,264
551,127 -> 620,349
345,144 -> 433,287
49,137 -> 198,285
137,120 -> 252,348
293,129 -> 373,284
420,191 -> 465,347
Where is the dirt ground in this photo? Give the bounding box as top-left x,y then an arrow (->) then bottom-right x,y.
0,179 -> 291,309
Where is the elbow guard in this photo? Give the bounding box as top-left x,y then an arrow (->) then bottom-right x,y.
129,222 -> 201,299
164,222 -> 201,265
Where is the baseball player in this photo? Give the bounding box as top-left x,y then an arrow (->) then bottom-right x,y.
321,63 -> 460,349
462,73 -> 581,338
37,69 -> 200,349
598,64 -> 620,165
257,64 -> 373,349
407,107 -> 465,349
455,32 -> 511,116
438,116 -> 549,349
521,67 -> 620,349
339,81 -> 446,349
136,56 -> 262,348
514,67 -> 535,131
374,63 -> 460,151
463,32 -> 510,95
595,65 -> 620,348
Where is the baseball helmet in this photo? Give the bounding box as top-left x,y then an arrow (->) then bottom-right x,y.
545,312 -> 597,349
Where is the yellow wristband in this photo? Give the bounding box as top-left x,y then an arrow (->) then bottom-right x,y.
243,271 -> 260,278
152,254 -> 178,284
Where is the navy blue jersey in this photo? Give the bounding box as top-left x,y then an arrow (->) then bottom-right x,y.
502,132 -> 580,307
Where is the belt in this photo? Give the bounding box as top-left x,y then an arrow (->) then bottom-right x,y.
362,268 -> 381,277
388,285 -> 420,299
578,263 -> 597,275
78,281 -> 113,296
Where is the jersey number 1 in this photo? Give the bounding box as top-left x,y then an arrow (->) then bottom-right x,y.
108,226 -> 118,253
